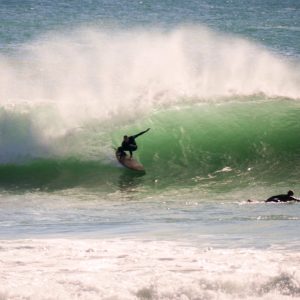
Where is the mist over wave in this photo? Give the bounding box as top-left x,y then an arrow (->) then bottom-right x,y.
0,25 -> 300,165
1,25 -> 300,112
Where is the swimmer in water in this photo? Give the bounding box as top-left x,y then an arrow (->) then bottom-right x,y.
265,190 -> 300,203
247,190 -> 300,203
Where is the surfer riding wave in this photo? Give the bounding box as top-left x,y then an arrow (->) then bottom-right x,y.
117,128 -> 150,159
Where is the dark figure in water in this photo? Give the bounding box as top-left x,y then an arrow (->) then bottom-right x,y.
265,190 -> 300,203
117,128 -> 150,159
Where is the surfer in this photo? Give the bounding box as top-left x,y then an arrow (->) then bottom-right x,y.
117,128 -> 150,159
247,190 -> 300,203
265,190 -> 300,203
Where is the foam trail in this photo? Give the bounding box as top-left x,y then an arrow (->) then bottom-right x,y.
0,239 -> 300,299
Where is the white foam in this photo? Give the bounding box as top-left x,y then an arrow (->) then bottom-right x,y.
0,238 -> 299,299
1,26 -> 300,123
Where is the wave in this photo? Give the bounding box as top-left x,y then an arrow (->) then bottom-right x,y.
0,26 -> 300,191
0,99 -> 299,192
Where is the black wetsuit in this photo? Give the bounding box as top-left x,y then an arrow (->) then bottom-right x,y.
117,129 -> 149,157
265,194 -> 300,203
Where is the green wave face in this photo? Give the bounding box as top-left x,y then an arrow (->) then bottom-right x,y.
1,99 -> 299,195
122,99 -> 300,190
140,100 -> 300,173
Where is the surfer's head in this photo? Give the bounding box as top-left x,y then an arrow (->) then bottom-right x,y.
287,190 -> 294,196
123,135 -> 129,141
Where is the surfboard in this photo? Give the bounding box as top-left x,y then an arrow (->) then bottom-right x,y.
115,150 -> 145,172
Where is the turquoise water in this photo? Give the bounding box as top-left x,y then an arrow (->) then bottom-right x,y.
0,1 -> 300,299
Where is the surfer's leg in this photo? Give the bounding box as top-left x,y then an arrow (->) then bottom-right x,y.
117,147 -> 126,157
128,145 -> 137,158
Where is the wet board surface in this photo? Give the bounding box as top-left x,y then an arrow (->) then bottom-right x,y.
115,151 -> 145,172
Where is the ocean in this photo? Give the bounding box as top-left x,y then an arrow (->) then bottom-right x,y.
0,1 -> 300,299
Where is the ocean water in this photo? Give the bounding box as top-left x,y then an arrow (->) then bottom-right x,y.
0,1 -> 300,299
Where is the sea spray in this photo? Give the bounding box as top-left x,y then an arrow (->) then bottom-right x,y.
0,26 -> 299,120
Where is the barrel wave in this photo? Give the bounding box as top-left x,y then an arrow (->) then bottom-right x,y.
0,26 -> 299,194
0,99 -> 299,195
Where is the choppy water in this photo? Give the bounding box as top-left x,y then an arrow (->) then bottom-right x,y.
0,1 -> 300,299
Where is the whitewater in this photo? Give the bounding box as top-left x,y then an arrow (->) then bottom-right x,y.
0,1 -> 300,299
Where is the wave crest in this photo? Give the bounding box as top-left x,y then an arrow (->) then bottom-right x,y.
0,25 -> 299,124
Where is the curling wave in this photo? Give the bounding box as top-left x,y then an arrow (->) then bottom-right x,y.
0,26 -> 300,191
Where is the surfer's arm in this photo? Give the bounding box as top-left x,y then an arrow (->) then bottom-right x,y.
132,128 -> 150,139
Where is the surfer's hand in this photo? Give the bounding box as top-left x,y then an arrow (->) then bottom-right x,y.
147,128 -> 150,131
